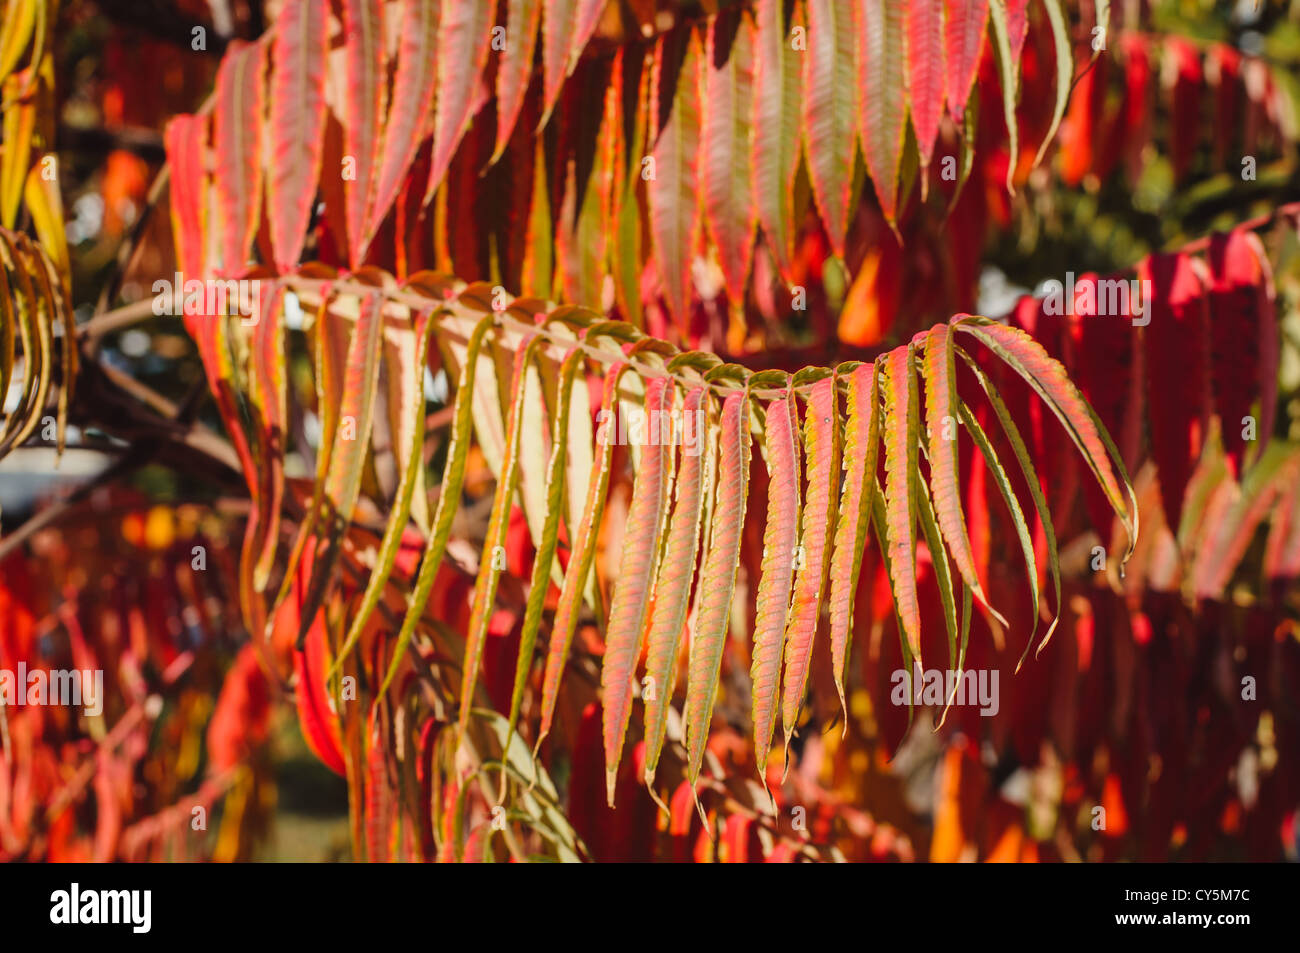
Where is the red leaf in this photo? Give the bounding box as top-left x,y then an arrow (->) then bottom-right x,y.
780,375 -> 840,749
163,114 -> 207,279
751,390 -> 800,777
602,376 -> 673,804
857,0 -> 907,225
751,0 -> 802,279
1003,0 -> 1029,67
702,9 -> 756,306
643,386 -> 712,785
1120,34 -> 1153,185
1138,252 -> 1211,530
294,606 -> 345,776
881,345 -> 922,665
1208,43 -> 1242,170
906,0 -> 945,167
541,0 -> 580,127
685,389 -> 751,789
426,0 -> 498,200
266,0 -> 329,271
208,645 -> 271,774
212,40 -> 264,275
341,0 -> 385,265
1207,229 -> 1277,476
648,26 -> 703,334
368,0 -> 440,244
803,0 -> 857,253
1068,273 -> 1144,538
944,0 -> 988,122
828,363 -> 878,718
493,0 -> 542,162
1166,37 -> 1203,184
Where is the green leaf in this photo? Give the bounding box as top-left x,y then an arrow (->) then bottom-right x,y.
378,311 -> 496,701
986,0 -> 1020,193
459,330 -> 543,733
955,343 -> 1061,656
954,316 -> 1137,569
914,453 -> 959,719
1035,0 -> 1072,169
249,283 -> 288,593
955,396 -> 1039,668
752,0 -> 803,278
296,287 -> 386,646
505,346 -> 586,749
330,307 -> 436,680
536,357 -> 635,749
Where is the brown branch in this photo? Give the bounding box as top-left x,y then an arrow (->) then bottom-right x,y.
93,166 -> 171,318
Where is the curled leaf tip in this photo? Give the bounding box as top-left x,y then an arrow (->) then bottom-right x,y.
938,693 -> 956,728
644,773 -> 670,816
693,790 -> 710,833
1035,616 -> 1061,658
757,768 -> 774,812
605,768 -> 618,809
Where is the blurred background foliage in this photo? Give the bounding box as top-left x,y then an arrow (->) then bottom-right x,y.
3,0 -> 1300,861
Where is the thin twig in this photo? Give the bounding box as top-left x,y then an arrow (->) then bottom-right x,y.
93,166 -> 171,319
79,298 -> 160,341
0,452 -> 138,562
